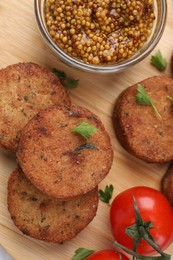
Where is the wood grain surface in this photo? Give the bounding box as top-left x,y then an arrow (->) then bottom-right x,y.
0,1 -> 173,259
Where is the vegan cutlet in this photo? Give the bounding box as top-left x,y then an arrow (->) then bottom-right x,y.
161,162 -> 173,206
113,75 -> 173,163
17,104 -> 113,200
7,166 -> 98,243
0,62 -> 71,152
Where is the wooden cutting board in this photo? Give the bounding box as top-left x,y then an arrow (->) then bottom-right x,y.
0,1 -> 173,259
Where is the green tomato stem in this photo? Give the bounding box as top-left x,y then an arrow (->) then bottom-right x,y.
138,226 -> 171,259
114,242 -> 171,260
116,196 -> 172,260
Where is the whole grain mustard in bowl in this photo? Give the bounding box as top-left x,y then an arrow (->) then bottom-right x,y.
34,0 -> 167,73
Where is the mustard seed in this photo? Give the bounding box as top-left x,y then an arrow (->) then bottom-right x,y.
45,0 -> 155,65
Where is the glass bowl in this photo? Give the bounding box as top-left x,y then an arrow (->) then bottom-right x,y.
34,0 -> 167,74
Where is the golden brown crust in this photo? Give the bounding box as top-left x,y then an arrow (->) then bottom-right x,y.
0,62 -> 71,152
161,162 -> 173,206
7,166 -> 98,243
113,75 -> 173,163
17,104 -> 113,200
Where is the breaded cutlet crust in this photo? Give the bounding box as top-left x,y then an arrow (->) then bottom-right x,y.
161,162 -> 173,206
7,166 -> 98,243
17,104 -> 113,200
113,76 -> 173,163
0,62 -> 71,152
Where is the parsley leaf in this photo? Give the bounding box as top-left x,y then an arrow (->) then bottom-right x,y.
135,84 -> 152,106
150,50 -> 167,71
72,122 -> 97,140
53,68 -> 79,92
53,69 -> 66,80
135,84 -> 161,119
72,248 -> 95,260
99,184 -> 114,204
167,96 -> 173,105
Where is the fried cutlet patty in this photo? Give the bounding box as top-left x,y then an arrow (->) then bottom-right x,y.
113,75 -> 173,163
17,104 -> 113,200
161,162 -> 173,206
7,166 -> 98,243
0,62 -> 71,152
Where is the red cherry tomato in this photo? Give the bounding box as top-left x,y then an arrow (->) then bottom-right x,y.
86,249 -> 129,260
110,186 -> 173,255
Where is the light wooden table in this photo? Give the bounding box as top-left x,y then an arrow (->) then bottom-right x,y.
0,1 -> 173,259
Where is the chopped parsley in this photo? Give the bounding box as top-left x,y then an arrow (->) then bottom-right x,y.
135,84 -> 161,118
72,122 -> 97,140
150,50 -> 167,71
99,184 -> 114,204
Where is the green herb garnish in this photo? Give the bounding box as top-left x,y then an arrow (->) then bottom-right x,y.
99,184 -> 114,204
135,84 -> 161,118
72,248 -> 95,260
72,122 -> 97,140
75,143 -> 98,152
150,50 -> 167,71
167,95 -> 173,105
53,68 -> 79,92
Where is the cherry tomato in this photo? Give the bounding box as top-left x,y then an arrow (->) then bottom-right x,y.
110,186 -> 173,255
86,249 -> 129,260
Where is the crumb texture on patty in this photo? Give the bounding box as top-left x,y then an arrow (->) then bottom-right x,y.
17,104 -> 113,200
7,166 -> 98,243
0,62 -> 71,152
113,75 -> 173,163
